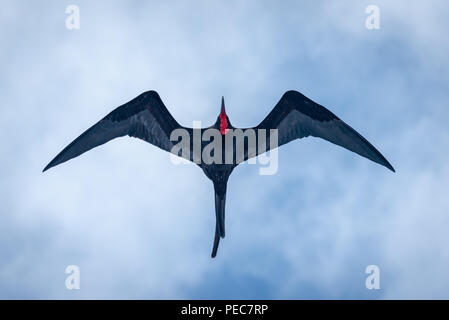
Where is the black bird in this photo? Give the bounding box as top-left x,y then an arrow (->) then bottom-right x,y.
43,90 -> 394,258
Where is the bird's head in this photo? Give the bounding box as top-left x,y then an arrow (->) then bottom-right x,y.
217,96 -> 231,135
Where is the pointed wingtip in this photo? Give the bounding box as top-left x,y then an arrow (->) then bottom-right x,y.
376,159 -> 395,173
382,158 -> 395,173
43,159 -> 57,172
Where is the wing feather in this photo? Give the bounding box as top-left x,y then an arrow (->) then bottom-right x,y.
43,91 -> 182,171
256,90 -> 395,172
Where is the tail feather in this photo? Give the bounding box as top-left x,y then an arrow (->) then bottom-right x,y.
211,223 -> 220,258
211,184 -> 226,258
214,190 -> 226,238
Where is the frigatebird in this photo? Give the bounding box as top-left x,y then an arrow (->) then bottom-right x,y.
43,90 -> 394,258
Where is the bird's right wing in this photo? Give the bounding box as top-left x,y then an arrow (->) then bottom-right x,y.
44,91 -> 187,171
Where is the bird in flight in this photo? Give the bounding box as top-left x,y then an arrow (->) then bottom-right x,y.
43,90 -> 394,258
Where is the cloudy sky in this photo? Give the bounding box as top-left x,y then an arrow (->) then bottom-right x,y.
1,0 -> 448,299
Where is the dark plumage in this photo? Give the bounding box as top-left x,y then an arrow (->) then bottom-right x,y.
44,90 -> 394,257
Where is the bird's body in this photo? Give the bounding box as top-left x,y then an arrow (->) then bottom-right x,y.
44,90 -> 394,257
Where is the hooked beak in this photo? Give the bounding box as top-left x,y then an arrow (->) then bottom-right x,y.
221,96 -> 226,115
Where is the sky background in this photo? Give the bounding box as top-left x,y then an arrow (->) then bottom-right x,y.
1,0 -> 449,299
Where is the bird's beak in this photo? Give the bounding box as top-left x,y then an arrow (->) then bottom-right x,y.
221,96 -> 226,116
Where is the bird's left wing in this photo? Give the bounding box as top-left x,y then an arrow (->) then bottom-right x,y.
252,90 -> 395,171
44,91 -> 186,171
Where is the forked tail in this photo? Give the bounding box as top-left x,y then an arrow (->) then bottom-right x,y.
211,183 -> 227,258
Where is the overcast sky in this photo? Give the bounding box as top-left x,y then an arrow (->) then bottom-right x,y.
1,0 -> 449,299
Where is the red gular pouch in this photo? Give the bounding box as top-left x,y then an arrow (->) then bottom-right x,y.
219,97 -> 229,135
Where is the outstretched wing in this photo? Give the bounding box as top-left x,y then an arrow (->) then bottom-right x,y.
43,91 -> 184,172
254,90 -> 395,171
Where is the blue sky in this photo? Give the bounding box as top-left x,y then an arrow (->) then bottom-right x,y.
1,0 -> 449,299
